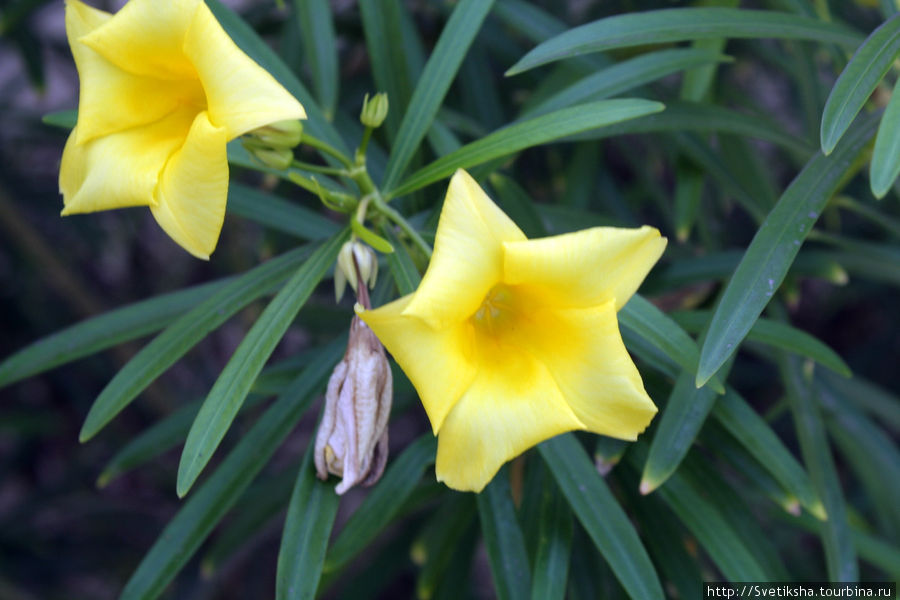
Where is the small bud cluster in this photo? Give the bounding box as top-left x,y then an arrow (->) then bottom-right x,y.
241,119 -> 304,170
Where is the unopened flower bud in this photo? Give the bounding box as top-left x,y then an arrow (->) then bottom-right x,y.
335,240 -> 378,302
360,92 -> 389,128
242,143 -> 293,170
315,316 -> 393,494
250,119 -> 304,149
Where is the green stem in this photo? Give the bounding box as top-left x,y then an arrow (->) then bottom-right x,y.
290,160 -> 347,176
301,133 -> 353,169
373,195 -> 433,259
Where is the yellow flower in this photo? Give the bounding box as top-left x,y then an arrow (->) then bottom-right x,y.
359,170 -> 667,492
59,0 -> 306,259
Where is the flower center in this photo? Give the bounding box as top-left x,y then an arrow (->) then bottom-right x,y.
472,284 -> 518,336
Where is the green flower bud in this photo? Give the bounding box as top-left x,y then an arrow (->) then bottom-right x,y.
360,93 -> 389,128
242,141 -> 293,170
250,119 -> 304,149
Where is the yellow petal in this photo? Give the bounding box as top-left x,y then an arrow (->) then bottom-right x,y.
503,226 -> 667,310
358,296 -> 476,433
403,170 -> 526,329
435,343 -> 583,492
61,108 -> 196,214
150,111 -> 228,259
515,300 -> 658,439
79,0 -> 199,80
64,0 -> 109,37
183,3 -> 306,139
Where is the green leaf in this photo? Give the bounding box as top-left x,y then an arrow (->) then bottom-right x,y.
41,109 -> 76,129
204,0 -> 347,154
523,48 -> 732,118
674,310 -> 851,377
0,279 -> 228,389
478,470 -> 532,600
871,78 -> 900,197
711,388 -> 823,518
530,475 -> 572,600
275,446 -> 340,600
574,101 -> 815,156
359,0 -> 425,142
780,355 -> 858,581
489,173 -> 547,238
696,114 -> 878,387
324,435 -> 437,573
818,370 -> 900,432
414,493 -> 478,600
119,339 -> 344,600
628,445 -> 770,581
79,245 -> 314,442
388,99 -> 665,198
507,8 -> 862,75
619,294 -> 724,394
818,376 -> 900,537
202,469 -> 296,576
293,0 -> 338,120
177,230 -> 348,497
381,225 -> 422,296
640,370 -> 720,494
381,0 -> 496,191
227,183 -> 340,241
539,434 -> 663,600
821,13 -> 900,154
673,163 -> 704,242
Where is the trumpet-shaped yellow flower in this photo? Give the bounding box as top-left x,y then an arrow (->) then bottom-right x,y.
59,0 -> 305,259
359,170 -> 667,492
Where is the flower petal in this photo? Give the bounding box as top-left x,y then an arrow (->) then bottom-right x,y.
515,300 -> 658,440
403,170 -> 526,329
435,343 -> 583,492
60,108 -> 196,214
79,0 -> 199,80
503,226 -> 666,310
150,111 -> 228,259
358,296 -> 476,433
183,3 -> 306,139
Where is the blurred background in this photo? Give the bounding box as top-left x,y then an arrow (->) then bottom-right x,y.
1,0 -> 898,598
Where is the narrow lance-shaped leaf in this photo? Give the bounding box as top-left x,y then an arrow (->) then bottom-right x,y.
696,114 -> 878,387
573,101 -> 814,156
382,0 -> 496,191
821,13 -> 900,154
523,48 -> 732,119
80,246 -> 315,441
477,469 -> 532,600
539,434 -> 664,600
388,99 -> 665,198
177,230 -> 348,497
627,445 -> 770,581
359,0 -> 424,142
640,370 -> 721,494
780,356 -> 858,581
507,8 -> 862,75
530,475 -> 572,600
324,435 -> 437,573
870,77 -> 900,198
711,388 -> 823,518
275,443 -> 340,600
619,294 -> 724,394
293,0 -> 338,120
674,310 -> 851,377
119,338 -> 345,600
227,183 -> 340,241
0,278 -> 229,389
